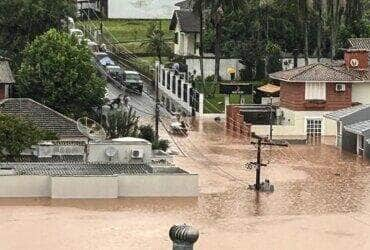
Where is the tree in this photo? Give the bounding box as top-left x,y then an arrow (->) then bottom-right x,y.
143,23 -> 171,64
16,29 -> 106,119
0,0 -> 75,66
138,124 -> 170,151
0,114 -> 58,160
102,107 -> 139,139
194,0 -> 245,85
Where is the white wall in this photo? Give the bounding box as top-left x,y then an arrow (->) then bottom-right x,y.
251,108 -> 337,139
108,0 -> 179,19
157,63 -> 204,115
352,83 -> 370,104
0,176 -> 50,197
118,174 -> 199,197
87,142 -> 152,164
0,174 -> 199,198
51,176 -> 118,199
186,58 -> 245,81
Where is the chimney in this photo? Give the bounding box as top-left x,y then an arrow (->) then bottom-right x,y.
344,49 -> 368,70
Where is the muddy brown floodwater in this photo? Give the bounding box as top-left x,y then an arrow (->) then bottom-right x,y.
0,119 -> 369,250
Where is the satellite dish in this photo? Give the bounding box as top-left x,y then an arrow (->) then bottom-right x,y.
350,58 -> 359,67
105,146 -> 118,158
77,117 -> 106,142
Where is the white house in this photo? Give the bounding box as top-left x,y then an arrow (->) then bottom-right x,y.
170,9 -> 200,57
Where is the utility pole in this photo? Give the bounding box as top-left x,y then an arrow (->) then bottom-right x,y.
251,133 -> 287,191
269,96 -> 273,140
155,64 -> 160,141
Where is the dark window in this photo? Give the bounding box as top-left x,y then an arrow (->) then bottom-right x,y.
174,32 -> 179,44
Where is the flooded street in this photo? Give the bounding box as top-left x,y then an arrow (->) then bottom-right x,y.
0,119 -> 369,249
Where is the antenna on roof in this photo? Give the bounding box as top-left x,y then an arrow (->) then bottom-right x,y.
77,117 -> 106,142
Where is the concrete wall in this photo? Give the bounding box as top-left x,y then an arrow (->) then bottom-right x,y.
87,142 -> 152,164
108,0 -> 179,19
352,83 -> 370,104
118,174 -> 199,197
157,63 -> 204,115
51,176 -> 118,199
0,176 -> 50,197
0,174 -> 199,198
186,58 -> 245,81
251,108 -> 337,139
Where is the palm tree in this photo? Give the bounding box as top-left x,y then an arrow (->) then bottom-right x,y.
142,23 -> 170,64
193,0 -> 245,89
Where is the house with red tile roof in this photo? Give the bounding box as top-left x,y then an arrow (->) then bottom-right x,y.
250,45 -> 370,141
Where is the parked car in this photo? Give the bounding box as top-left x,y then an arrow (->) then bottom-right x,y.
123,70 -> 143,95
106,65 -> 124,84
93,52 -> 115,66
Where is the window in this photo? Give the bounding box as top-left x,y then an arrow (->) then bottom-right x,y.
306,119 -> 322,137
174,32 -> 179,44
305,82 -> 326,100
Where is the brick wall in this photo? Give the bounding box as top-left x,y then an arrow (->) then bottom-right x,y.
280,82 -> 352,111
226,105 -> 251,138
344,50 -> 368,70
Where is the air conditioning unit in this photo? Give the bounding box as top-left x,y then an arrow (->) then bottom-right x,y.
131,149 -> 144,159
335,84 -> 346,92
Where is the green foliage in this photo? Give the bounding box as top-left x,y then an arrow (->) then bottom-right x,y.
102,107 -> 139,139
152,139 -> 170,152
199,0 -> 369,77
138,124 -> 170,151
16,29 -> 106,119
266,41 -> 282,74
0,114 -> 58,160
142,23 -> 172,62
139,125 -> 156,143
0,0 -> 75,66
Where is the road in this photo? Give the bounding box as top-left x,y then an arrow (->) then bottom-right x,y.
104,62 -> 172,120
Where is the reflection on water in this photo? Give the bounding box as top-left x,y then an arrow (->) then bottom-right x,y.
0,119 -> 369,249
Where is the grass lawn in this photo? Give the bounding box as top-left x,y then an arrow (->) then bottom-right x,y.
78,19 -> 174,77
193,81 -> 261,113
80,19 -> 173,51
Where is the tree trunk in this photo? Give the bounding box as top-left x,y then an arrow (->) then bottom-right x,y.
331,0 -> 337,61
304,0 -> 309,66
199,1 -> 206,95
214,21 -> 221,95
316,0 -> 322,62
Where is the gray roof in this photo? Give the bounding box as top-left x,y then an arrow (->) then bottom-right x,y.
348,38 -> 370,51
0,61 -> 15,84
344,120 -> 370,135
170,10 -> 200,33
175,0 -> 192,10
0,98 -> 86,139
3,155 -> 85,163
324,105 -> 370,121
0,163 -> 153,176
269,63 -> 364,83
